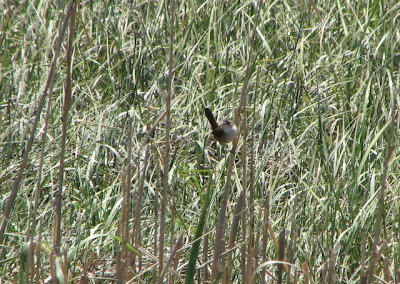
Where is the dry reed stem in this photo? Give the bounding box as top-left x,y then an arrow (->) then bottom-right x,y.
211,0 -> 262,280
247,67 -> 260,283
54,0 -> 76,258
0,0 -> 77,247
366,94 -> 397,282
26,56 -> 55,284
160,231 -> 184,278
277,230 -> 285,284
159,0 -> 175,282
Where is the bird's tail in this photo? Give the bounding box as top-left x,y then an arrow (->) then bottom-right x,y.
204,108 -> 219,130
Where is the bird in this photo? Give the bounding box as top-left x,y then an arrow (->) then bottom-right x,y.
204,107 -> 238,144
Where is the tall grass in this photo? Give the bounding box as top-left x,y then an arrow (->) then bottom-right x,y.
0,0 -> 399,283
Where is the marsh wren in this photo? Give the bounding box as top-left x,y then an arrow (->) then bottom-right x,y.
205,107 -> 238,144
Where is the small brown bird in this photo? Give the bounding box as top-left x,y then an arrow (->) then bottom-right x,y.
205,107 -> 238,144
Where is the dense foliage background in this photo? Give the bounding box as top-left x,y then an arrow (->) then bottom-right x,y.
0,0 -> 399,282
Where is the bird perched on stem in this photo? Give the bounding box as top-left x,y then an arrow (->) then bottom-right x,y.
204,107 -> 238,144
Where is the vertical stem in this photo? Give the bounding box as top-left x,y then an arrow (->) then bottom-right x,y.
211,0 -> 262,280
366,94 -> 397,282
54,0 -> 76,256
159,0 -> 175,282
247,67 -> 260,282
0,0 -> 76,247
